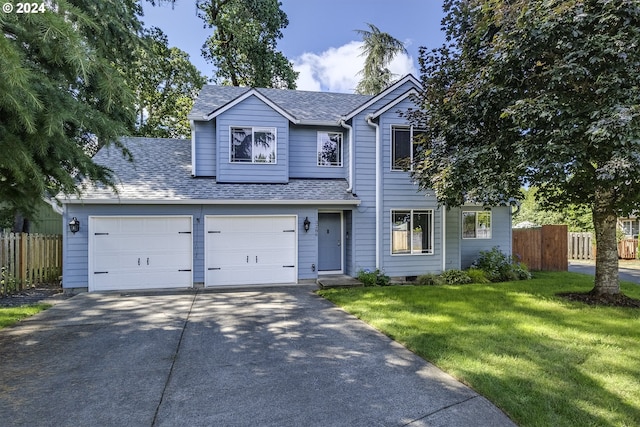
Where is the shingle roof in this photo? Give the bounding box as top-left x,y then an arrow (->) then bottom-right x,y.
189,86 -> 373,124
66,137 -> 359,204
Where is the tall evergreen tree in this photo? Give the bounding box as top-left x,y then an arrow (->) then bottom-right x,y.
197,0 -> 298,88
355,23 -> 407,95
0,0 -> 145,218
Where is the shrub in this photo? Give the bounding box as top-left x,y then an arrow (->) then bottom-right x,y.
466,268 -> 490,284
357,269 -> 390,287
472,246 -> 532,282
416,273 -> 444,286
439,269 -> 472,285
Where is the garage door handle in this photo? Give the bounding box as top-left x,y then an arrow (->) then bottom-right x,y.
138,258 -> 140,266
256,256 -> 258,263
178,269 -> 191,272
208,267 -> 221,270
94,271 -> 108,274
147,257 -> 149,265
247,256 -> 249,263
283,265 -> 295,268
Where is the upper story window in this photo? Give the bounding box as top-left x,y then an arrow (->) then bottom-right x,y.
230,126 -> 277,164
317,132 -> 343,167
462,211 -> 492,239
392,126 -> 427,171
391,209 -> 434,255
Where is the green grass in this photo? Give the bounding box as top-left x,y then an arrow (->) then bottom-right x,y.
318,272 -> 640,427
0,304 -> 51,329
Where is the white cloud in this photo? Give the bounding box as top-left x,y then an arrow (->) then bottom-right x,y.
293,41 -> 417,94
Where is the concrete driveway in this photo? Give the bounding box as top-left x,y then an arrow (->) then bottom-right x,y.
0,286 -> 515,427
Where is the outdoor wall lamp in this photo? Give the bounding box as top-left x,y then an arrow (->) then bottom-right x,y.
303,217 -> 311,232
69,217 -> 80,234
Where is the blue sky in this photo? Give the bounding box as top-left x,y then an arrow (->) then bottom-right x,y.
141,1 -> 446,93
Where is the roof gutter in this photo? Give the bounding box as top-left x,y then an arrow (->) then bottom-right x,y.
339,119 -> 354,194
366,115 -> 381,270
61,199 -> 361,206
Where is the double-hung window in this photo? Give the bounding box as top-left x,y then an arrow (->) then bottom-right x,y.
391,210 -> 434,255
462,211 -> 492,239
392,126 -> 427,171
317,131 -> 343,167
230,126 -> 277,163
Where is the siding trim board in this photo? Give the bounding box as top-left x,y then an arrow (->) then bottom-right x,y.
64,199 -> 361,206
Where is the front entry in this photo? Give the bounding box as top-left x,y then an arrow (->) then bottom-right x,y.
318,212 -> 342,272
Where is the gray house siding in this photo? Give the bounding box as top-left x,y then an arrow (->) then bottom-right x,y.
289,125 -> 348,179
62,203 -> 354,290
459,206 -> 512,268
193,121 -> 216,176
445,207 -> 462,270
216,96 -> 289,183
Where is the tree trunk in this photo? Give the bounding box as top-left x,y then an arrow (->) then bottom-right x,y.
592,189 -> 620,295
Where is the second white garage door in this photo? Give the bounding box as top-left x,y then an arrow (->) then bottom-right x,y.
205,215 -> 297,287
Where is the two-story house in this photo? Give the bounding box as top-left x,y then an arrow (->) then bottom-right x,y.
60,75 -> 512,292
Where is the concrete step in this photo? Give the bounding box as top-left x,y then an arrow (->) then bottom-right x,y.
317,275 -> 364,289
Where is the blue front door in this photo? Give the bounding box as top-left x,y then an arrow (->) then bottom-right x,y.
318,213 -> 341,272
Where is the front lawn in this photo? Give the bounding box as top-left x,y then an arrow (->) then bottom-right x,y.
318,272 -> 640,427
0,304 -> 50,329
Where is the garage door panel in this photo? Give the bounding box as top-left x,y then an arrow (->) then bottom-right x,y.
205,215 -> 297,287
89,216 -> 192,292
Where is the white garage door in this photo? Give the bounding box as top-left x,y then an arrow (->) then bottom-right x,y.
89,216 -> 192,292
205,215 -> 297,287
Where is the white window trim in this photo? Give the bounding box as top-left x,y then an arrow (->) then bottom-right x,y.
390,209 -> 435,256
462,211 -> 492,239
390,125 -> 425,172
229,126 -> 278,164
317,131 -> 343,167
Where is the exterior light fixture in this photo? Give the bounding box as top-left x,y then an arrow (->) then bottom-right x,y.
303,217 -> 311,232
69,217 -> 80,234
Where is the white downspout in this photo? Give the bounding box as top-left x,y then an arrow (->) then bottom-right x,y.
367,116 -> 381,270
339,119 -> 354,194
190,120 -> 196,177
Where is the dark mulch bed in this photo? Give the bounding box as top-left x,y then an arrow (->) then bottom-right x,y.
557,291 -> 640,308
0,284 -> 70,308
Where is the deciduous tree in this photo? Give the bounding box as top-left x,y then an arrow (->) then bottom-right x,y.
130,28 -> 206,138
407,0 -> 640,296
197,0 -> 297,88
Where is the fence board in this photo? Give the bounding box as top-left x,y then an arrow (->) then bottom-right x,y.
618,239 -> 638,260
513,225 -> 568,271
568,232 -> 594,260
0,233 -> 62,296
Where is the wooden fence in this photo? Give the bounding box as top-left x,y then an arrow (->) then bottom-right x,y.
618,239 -> 638,260
568,232 -> 595,260
0,233 -> 62,296
513,225 -> 568,271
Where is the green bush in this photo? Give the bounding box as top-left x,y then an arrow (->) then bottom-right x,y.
466,268 -> 490,284
439,269 -> 472,285
473,246 -> 532,282
357,269 -> 390,287
416,273 -> 444,286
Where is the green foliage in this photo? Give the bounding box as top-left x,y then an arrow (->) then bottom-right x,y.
466,268 -> 490,284
416,273 -> 444,286
355,23 -> 408,95
357,269 -> 391,287
439,269 -> 472,285
129,28 -> 206,138
407,0 -> 640,294
0,0 -> 144,218
514,187 -> 594,232
473,247 -> 532,282
198,0 -> 298,88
